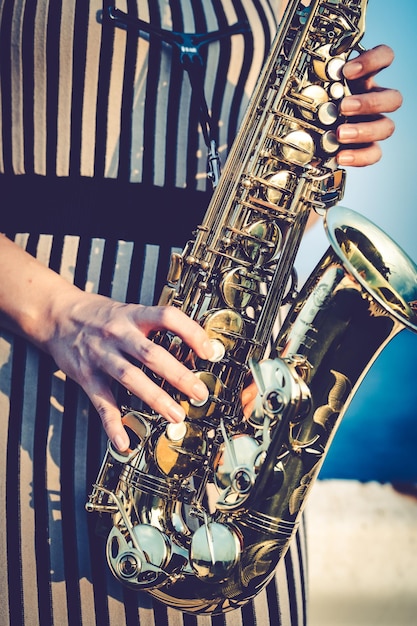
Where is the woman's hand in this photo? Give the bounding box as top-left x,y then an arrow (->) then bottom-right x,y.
46,293 -> 214,452
0,235 -> 213,453
337,44 -> 403,167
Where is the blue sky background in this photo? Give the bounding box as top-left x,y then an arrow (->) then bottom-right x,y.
344,0 -> 417,252
300,0 -> 417,482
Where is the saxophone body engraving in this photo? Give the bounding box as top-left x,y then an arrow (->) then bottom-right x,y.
86,0 -> 417,614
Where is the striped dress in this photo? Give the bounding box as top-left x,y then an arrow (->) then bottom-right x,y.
0,1 -> 308,625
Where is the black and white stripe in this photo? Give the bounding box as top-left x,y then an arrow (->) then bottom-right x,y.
0,0 -> 278,188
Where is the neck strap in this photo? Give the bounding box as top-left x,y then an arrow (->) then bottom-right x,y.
104,4 -> 250,188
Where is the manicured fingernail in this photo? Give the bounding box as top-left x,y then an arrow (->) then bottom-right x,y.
343,61 -> 363,79
338,125 -> 359,140
337,152 -> 355,165
341,98 -> 361,114
167,404 -> 186,423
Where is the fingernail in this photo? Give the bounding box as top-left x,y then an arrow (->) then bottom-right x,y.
202,339 -> 215,360
341,98 -> 361,114
114,434 -> 129,452
192,381 -> 209,402
167,403 -> 186,423
337,152 -> 355,165
338,125 -> 359,140
343,61 -> 363,79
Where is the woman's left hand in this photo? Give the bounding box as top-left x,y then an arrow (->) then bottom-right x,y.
337,44 -> 403,167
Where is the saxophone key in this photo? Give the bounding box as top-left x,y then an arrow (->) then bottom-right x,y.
312,44 -> 346,82
201,308 -> 245,353
155,421 -> 207,479
241,219 -> 283,264
298,84 -> 329,121
279,129 -> 315,166
317,101 -> 339,126
180,370 -> 224,420
264,169 -> 295,205
325,55 -> 346,82
166,251 -> 183,283
220,267 -> 260,310
329,81 -> 345,101
320,130 -> 339,155
207,338 -> 226,363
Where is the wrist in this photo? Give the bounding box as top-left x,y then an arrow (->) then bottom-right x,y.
0,235 -> 83,349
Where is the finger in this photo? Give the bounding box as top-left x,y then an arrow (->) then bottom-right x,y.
103,338 -> 209,406
338,115 -> 395,145
337,143 -> 382,168
134,305 -> 215,360
87,381 -> 131,451
343,44 -> 394,82
340,88 -> 403,117
241,380 -> 257,419
98,350 -> 206,423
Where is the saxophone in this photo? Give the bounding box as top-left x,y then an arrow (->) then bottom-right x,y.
86,0 -> 417,614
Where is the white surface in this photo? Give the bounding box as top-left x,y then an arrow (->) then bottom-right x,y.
306,480 -> 417,626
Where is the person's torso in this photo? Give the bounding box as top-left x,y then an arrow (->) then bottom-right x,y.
0,0 -> 281,190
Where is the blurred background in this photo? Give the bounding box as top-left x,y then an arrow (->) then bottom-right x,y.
299,0 -> 417,483
303,4 -> 417,624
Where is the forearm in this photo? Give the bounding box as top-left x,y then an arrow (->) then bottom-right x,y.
0,233 -> 80,348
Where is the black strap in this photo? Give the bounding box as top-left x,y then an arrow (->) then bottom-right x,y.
103,4 -> 250,187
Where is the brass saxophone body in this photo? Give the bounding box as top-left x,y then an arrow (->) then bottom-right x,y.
86,0 -> 417,614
